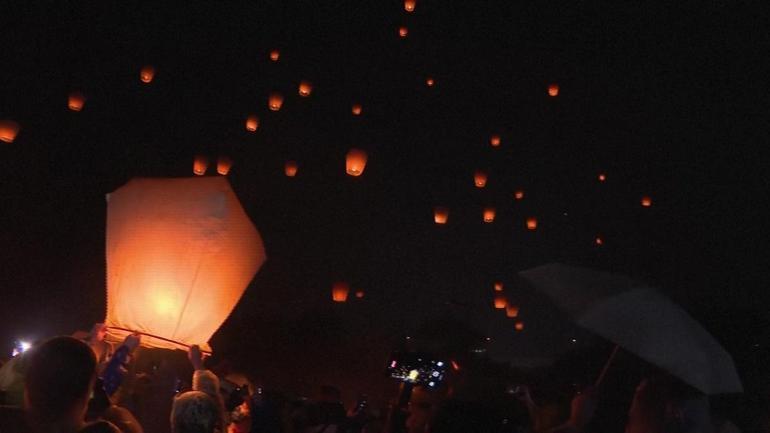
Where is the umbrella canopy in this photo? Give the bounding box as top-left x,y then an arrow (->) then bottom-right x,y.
520,263 -> 742,395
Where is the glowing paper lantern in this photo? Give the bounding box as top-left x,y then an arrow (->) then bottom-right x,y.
474,171 -> 487,188
245,114 -> 259,132
193,155 -> 209,176
346,148 -> 368,176
483,207 -> 496,223
352,104 -> 362,116
490,135 -> 501,147
0,120 -> 20,143
355,290 -> 365,299
399,26 -> 409,38
494,282 -> 503,292
506,305 -> 520,318
217,156 -> 233,175
332,281 -> 350,302
641,196 -> 652,207
548,83 -> 559,97
68,91 -> 86,112
598,173 -> 606,182
269,92 -> 284,111
269,50 -> 280,62
434,207 -> 449,224
515,321 -> 525,331
514,190 -> 525,200
426,77 -> 435,87
298,81 -> 313,97
404,0 -> 416,12
140,65 -> 155,83
285,160 -> 298,177
494,294 -> 507,309
595,236 -> 604,245
526,217 -> 538,230
104,177 -> 266,351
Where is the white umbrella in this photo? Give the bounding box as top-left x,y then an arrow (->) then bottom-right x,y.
520,263 -> 743,395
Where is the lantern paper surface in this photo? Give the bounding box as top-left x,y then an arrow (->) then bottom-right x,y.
104,177 -> 266,351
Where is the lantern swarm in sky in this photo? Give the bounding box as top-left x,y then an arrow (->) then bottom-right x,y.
104,177 -> 266,351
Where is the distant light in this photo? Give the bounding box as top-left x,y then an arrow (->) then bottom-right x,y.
406,336 -> 411,340
641,196 -> 652,207
408,370 -> 419,381
485,337 -> 491,341
436,361 -> 444,367
426,77 -> 435,87
432,371 -> 439,377
563,212 -> 568,217
450,360 -> 460,371
140,65 -> 155,84
391,360 -> 397,368
526,217 -> 538,231
548,83 -> 559,97
490,134 -> 501,147
595,237 -> 603,246
269,50 -> 280,62
399,26 -> 409,38
571,338 -> 577,343
514,190 -> 524,200
598,173 -> 606,182
428,381 -> 435,387
404,0 -> 416,12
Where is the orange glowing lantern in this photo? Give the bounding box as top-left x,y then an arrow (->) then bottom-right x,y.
245,114 -> 259,132
493,282 -> 503,292
217,156 -> 233,175
332,281 -> 350,302
548,83 -> 559,97
526,217 -> 538,230
595,236 -> 604,245
474,171 -> 487,188
104,177 -> 266,351
506,305 -> 520,318
0,120 -> 20,143
355,290 -> 365,299
352,103 -> 362,116
598,173 -> 606,182
483,207 -> 496,223
641,196 -> 652,207
193,155 -> 209,176
490,135 -> 501,147
285,160 -> 298,177
426,77 -> 435,87
399,26 -> 408,38
404,0 -> 416,12
298,81 -> 313,97
269,50 -> 280,62
494,294 -> 507,309
269,92 -> 284,111
68,91 -> 86,112
434,207 -> 449,225
514,190 -> 525,200
515,321 -> 525,331
140,65 -> 155,83
346,148 -> 368,176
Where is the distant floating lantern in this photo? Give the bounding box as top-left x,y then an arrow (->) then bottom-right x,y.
298,81 -> 313,97
595,236 -> 604,245
68,91 -> 86,112
434,207 -> 449,225
641,196 -> 652,207
269,50 -> 280,62
217,156 -> 233,175
351,103 -> 362,116
426,77 -> 435,87
404,0 -> 416,12
269,93 -> 284,111
493,282 -> 503,292
399,26 -> 408,38
483,207 -> 496,223
506,305 -> 520,318
193,155 -> 209,176
526,217 -> 538,230
140,65 -> 155,83
355,290 -> 365,299
494,294 -> 507,309
0,120 -> 21,143
515,321 -> 525,331
490,135 -> 501,147
598,173 -> 606,182
285,160 -> 298,177
245,114 -> 259,132
474,171 -> 487,188
332,281 -> 350,302
514,190 -> 525,200
346,148 -> 368,176
548,83 -> 559,97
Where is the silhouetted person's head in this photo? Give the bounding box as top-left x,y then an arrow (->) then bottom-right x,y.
171,391 -> 223,433
24,336 -> 97,431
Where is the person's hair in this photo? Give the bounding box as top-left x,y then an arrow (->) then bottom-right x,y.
171,391 -> 223,433
25,336 -> 97,422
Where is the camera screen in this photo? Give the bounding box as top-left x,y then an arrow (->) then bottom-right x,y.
386,352 -> 447,388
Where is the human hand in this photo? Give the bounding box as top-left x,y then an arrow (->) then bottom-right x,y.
188,344 -> 204,370
123,333 -> 141,352
90,323 -> 107,343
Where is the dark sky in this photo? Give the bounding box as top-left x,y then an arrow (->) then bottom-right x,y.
0,0 -> 767,393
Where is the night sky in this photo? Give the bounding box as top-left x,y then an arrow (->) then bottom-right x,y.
0,0 -> 767,399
